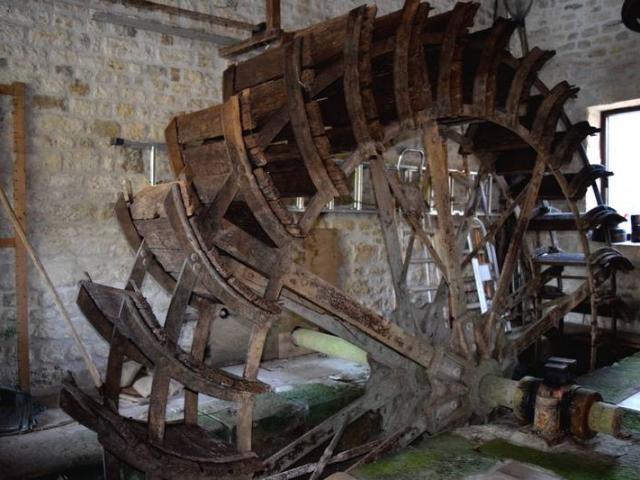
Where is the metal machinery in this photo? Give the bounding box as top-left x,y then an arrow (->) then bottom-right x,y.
60,2 -> 636,478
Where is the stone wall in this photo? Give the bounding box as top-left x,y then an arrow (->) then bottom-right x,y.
0,0 -> 492,394
522,0 -> 640,121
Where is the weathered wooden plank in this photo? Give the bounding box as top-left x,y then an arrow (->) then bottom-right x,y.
176,104 -> 224,144
184,301 -> 215,424
12,82 -> 29,392
369,156 -> 409,320
343,6 -> 373,144
103,0 -> 257,31
422,121 -> 469,356
408,3 -> 432,116
237,320 -> 272,452
92,12 -> 241,45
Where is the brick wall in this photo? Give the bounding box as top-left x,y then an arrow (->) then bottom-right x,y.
0,0 -> 494,393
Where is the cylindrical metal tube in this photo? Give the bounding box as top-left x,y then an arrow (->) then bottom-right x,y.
588,402 -> 622,436
291,329 -> 368,365
479,374 -> 519,410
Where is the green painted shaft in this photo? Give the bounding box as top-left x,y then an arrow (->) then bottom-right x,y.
480,375 -> 519,410
588,402 -> 622,436
291,329 -> 368,365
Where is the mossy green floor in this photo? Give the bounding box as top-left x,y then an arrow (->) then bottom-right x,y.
354,433 -> 640,480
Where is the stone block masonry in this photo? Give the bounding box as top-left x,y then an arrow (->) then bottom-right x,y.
0,0 -> 495,393
524,0 -> 640,120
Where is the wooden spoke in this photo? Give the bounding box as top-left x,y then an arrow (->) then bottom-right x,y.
483,155 -> 546,347
422,121 -> 466,322
148,258 -> 201,443
369,156 -> 410,306
184,300 -> 215,424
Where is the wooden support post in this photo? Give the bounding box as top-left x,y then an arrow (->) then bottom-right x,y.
13,82 -> 28,393
266,0 -> 281,31
0,83 -> 29,392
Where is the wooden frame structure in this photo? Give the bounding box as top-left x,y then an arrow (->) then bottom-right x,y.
61,2 -> 633,478
0,82 -> 28,392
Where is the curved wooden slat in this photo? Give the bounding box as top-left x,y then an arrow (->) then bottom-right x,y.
121,291 -> 269,400
165,117 -> 185,177
283,37 -> 340,199
223,96 -> 292,247
393,0 -> 421,128
115,194 -> 179,295
472,18 -> 517,114
408,3 -> 433,116
60,378 -> 262,479
77,281 -> 151,368
505,47 -> 555,121
163,183 -> 281,317
436,3 -> 478,115
550,121 -> 598,168
344,6 -> 373,144
531,81 -> 579,147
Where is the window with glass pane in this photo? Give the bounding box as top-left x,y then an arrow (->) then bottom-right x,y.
603,108 -> 640,234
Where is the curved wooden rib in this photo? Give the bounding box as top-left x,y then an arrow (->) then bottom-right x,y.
223,96 -> 292,247
60,378 -> 262,479
505,47 -> 555,120
472,18 -> 516,114
551,121 -> 598,168
436,3 -> 478,114
284,38 -> 340,199
531,81 -> 579,146
77,281 -> 151,368
393,0 -> 421,127
409,3 -> 433,115
114,194 -> 178,295
344,6 -> 374,145
122,293 -> 268,400
162,183 -> 280,320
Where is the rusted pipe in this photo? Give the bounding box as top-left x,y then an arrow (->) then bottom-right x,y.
479,375 -> 640,439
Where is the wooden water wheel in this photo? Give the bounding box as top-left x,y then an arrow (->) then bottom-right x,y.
60,2 -> 632,478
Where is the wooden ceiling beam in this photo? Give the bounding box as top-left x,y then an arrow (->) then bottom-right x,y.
104,0 -> 258,31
